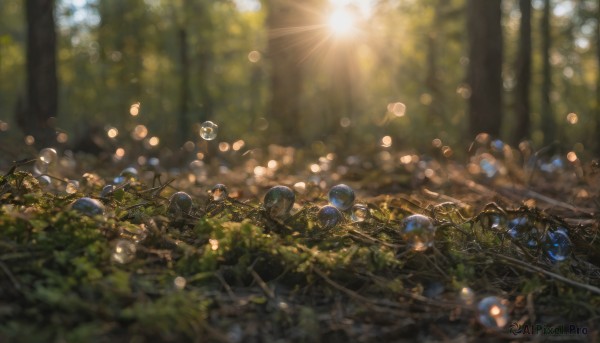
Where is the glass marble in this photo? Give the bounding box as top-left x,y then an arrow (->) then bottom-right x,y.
38,148 -> 57,164
71,197 -> 105,216
168,191 -> 193,214
350,204 -> 369,222
317,205 -> 343,229
211,184 -> 228,201
101,184 -> 115,197
200,121 -> 218,140
543,227 -> 570,262
111,239 -> 136,264
400,214 -> 436,252
507,216 -> 539,247
328,184 -> 355,211
477,296 -> 509,329
263,185 -> 295,219
37,175 -> 51,187
120,167 -> 139,180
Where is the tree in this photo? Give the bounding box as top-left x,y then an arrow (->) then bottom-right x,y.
265,0 -> 324,146
540,0 -> 555,146
466,0 -> 503,138
513,0 -> 532,144
17,0 -> 57,147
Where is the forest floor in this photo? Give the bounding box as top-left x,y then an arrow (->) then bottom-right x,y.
1,140 -> 599,342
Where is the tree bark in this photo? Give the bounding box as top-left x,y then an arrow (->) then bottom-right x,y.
541,0 -> 555,146
513,0 -> 531,144
466,0 -> 503,138
595,0 -> 600,153
17,0 -> 57,147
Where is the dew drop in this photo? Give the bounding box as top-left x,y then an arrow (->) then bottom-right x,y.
477,296 -> 509,329
263,185 -> 295,219
200,121 -> 218,140
317,205 -> 343,229
38,148 -> 57,165
400,214 -> 436,252
210,184 -> 228,201
111,239 -> 136,264
71,197 -> 105,216
168,191 -> 193,215
328,184 -> 355,211
350,204 -> 369,222
543,226 -> 570,262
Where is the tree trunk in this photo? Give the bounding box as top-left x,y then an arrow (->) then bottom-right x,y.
466,0 -> 503,138
178,28 -> 190,146
513,0 -> 531,144
266,0 -> 322,146
17,0 -> 57,147
595,0 -> 600,153
541,0 -> 555,146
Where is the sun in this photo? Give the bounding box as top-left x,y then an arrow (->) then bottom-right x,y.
328,7 -> 355,36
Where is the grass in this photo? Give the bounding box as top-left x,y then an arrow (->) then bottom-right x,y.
0,155 -> 599,342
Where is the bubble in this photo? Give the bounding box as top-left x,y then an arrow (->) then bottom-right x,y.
507,216 -> 539,247
38,148 -> 57,165
459,287 -> 475,305
70,197 -> 105,216
317,205 -> 343,229
65,180 -> 80,194
350,204 -> 369,222
400,214 -> 436,252
100,185 -> 115,198
328,184 -> 355,211
210,184 -> 228,201
115,167 -> 138,183
168,191 -> 193,215
111,239 -> 136,264
543,227 -> 570,262
263,185 -> 295,219
174,276 -> 187,290
37,175 -> 51,187
200,121 -> 218,140
477,296 -> 509,329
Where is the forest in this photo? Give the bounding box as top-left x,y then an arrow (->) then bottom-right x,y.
1,0 -> 600,342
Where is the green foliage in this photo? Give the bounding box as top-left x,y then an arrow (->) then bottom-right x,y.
0,168 -> 599,341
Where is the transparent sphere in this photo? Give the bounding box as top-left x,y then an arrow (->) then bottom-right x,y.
328,184 -> 355,211
37,175 -> 51,187
65,180 -> 80,194
477,296 -> 509,329
38,148 -> 57,165
351,204 -> 369,222
168,191 -> 193,215
120,167 -> 139,180
543,227 -> 570,262
400,214 -> 436,252
210,184 -> 228,201
264,185 -> 295,219
317,205 -> 343,229
71,197 -> 105,216
101,184 -> 115,197
200,121 -> 219,140
508,216 -> 539,247
120,225 -> 147,243
459,287 -> 475,305
111,239 -> 136,264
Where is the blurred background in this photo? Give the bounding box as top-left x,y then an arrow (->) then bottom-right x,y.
0,0 -> 598,164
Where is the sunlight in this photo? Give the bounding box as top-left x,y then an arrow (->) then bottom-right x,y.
328,7 -> 355,36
